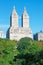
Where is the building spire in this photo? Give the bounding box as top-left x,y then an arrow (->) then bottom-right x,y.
13,6 -> 16,12
13,6 -> 15,10
24,7 -> 26,11
12,6 -> 17,15
24,7 -> 27,13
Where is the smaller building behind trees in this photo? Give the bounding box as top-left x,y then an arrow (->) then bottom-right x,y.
34,31 -> 43,41
0,30 -> 2,38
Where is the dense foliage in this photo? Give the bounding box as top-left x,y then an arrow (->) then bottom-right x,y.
0,38 -> 43,65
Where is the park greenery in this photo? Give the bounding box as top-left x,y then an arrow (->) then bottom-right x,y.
0,37 -> 43,65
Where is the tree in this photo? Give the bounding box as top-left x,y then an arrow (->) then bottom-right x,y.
17,37 -> 32,54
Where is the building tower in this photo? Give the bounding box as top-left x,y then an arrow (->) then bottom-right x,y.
22,7 -> 29,28
10,7 -> 18,27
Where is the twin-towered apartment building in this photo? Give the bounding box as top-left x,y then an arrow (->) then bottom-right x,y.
0,7 -> 43,41
6,7 -> 32,41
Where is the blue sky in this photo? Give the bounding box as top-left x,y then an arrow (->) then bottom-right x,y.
0,0 -> 43,37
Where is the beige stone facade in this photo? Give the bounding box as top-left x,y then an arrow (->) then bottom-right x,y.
9,27 -> 32,40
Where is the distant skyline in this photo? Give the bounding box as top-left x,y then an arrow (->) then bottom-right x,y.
0,0 -> 43,38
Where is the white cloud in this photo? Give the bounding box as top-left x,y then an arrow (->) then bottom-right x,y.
0,24 -> 9,28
